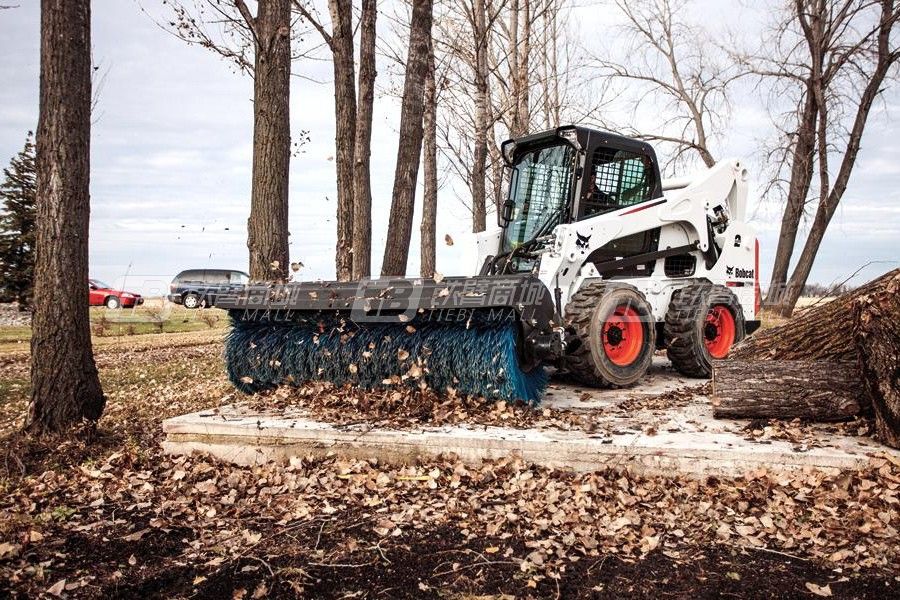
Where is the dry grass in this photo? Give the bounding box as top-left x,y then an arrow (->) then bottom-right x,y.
0,301 -> 227,353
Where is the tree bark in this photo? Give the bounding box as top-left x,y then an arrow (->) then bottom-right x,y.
470,0 -> 489,233
854,270 -> 900,448
712,360 -> 862,421
732,270 -> 899,363
420,36 -> 437,278
351,0 -> 376,280
381,0 -> 433,276
329,0 -> 357,281
723,269 -> 900,443
515,0 -> 531,134
28,0 -> 105,433
247,0 -> 292,281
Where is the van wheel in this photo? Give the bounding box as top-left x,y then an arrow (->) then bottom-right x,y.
105,296 -> 121,309
183,293 -> 201,309
664,283 -> 745,377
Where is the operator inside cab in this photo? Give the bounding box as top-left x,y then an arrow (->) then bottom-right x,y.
582,151 -> 655,218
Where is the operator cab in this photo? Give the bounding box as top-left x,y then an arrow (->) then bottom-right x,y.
494,125 -> 663,275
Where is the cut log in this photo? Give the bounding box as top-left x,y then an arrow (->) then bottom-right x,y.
854,272 -> 900,448
712,360 -> 862,421
731,269 -> 900,362
715,269 -> 899,441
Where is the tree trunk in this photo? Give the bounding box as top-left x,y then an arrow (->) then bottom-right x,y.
724,269 -> 900,444
515,0 -> 531,134
471,0 -> 488,233
766,89 -> 817,309
27,0 -> 105,433
732,270 -> 899,363
420,36 -> 437,278
381,0 -> 433,276
247,0 -> 291,281
854,271 -> 900,448
775,4 -> 896,317
328,0 -> 357,282
351,0 -> 376,280
508,0 -> 523,137
711,360 -> 862,421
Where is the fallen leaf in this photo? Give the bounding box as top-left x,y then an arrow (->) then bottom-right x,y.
47,579 -> 66,597
805,582 -> 832,597
444,234 -> 454,246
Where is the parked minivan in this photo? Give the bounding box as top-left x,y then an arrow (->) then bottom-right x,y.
167,269 -> 249,309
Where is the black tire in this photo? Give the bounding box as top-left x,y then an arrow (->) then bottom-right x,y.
182,292 -> 201,309
664,283 -> 745,377
564,282 -> 657,387
105,296 -> 121,309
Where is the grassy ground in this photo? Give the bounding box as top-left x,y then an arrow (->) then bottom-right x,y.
0,300 -> 225,354
0,309 -> 897,598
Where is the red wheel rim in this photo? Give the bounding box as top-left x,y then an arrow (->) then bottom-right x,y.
602,305 -> 644,366
705,305 -> 736,359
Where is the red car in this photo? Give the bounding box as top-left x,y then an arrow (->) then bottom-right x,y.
88,279 -> 144,309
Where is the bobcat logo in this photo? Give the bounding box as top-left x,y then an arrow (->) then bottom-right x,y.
575,232 -> 591,250
725,265 -> 735,277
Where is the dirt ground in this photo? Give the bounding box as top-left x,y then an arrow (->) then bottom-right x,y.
1,329 -> 898,598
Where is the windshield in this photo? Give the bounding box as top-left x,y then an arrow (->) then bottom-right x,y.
90,279 -> 111,289
501,143 -> 575,257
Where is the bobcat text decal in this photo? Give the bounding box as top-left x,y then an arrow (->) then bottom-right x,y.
726,265 -> 754,279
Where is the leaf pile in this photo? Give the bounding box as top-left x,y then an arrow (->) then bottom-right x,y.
1,446 -> 898,597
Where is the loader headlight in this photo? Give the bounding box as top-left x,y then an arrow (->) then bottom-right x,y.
556,126 -> 581,150
501,139 -> 517,165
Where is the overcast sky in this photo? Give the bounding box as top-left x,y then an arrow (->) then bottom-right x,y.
0,0 -> 897,295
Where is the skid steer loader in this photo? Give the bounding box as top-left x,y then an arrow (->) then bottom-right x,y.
218,125 -> 761,404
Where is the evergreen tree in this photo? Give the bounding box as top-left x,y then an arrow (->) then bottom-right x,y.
0,132 -> 37,308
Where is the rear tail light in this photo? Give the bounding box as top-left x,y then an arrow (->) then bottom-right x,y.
754,239 -> 761,316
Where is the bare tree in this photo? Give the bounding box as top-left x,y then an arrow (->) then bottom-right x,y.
165,0 -> 293,280
421,36 -> 438,277
293,0 -> 356,280
292,0 -> 378,280
745,0 -> 900,315
589,0 -> 739,170
28,0 -> 105,432
434,0 -> 591,229
352,0 -> 377,278
382,0 -> 434,276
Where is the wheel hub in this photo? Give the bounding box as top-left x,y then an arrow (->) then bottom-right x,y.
601,305 -> 644,367
605,325 -> 624,346
704,305 -> 736,359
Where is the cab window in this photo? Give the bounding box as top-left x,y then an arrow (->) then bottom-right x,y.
580,148 -> 655,219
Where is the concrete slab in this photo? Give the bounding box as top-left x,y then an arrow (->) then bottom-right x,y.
162,358 -> 898,478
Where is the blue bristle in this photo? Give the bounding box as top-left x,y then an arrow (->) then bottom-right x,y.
225,311 -> 548,405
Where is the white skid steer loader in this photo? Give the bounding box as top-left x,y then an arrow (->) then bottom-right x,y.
219,125 -> 760,404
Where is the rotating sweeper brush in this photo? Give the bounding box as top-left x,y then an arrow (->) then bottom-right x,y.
217,126 -> 762,404
219,277 -> 560,404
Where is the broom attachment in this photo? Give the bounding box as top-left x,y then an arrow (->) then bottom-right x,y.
218,276 -> 562,405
